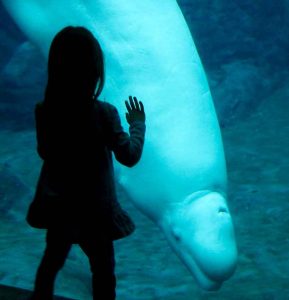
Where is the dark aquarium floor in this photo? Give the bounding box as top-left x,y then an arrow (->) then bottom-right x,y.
0,283 -> 74,300
0,84 -> 288,300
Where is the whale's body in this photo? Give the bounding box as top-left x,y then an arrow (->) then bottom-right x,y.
2,0 -> 237,290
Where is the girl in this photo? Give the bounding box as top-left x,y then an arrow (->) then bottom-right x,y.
28,26 -> 146,300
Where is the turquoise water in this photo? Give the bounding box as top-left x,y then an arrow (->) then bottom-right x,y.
0,1 -> 288,299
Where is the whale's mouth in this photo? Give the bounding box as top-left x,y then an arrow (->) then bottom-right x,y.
169,225 -> 222,291
180,241 -> 223,291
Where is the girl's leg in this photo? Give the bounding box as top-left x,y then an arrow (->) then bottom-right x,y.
78,233 -> 116,300
31,227 -> 72,300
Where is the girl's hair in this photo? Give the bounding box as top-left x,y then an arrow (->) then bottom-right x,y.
44,26 -> 105,108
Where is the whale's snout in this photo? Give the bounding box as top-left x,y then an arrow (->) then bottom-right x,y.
161,190 -> 238,290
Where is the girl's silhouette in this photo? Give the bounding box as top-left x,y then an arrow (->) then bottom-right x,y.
27,26 -> 146,300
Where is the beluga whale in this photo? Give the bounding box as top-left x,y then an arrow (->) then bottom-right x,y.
1,0 -> 238,290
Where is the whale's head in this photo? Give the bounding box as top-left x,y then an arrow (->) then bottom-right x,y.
159,190 -> 238,290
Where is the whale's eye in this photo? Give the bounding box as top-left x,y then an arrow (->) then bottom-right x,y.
171,227 -> 181,241
174,233 -> 180,241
